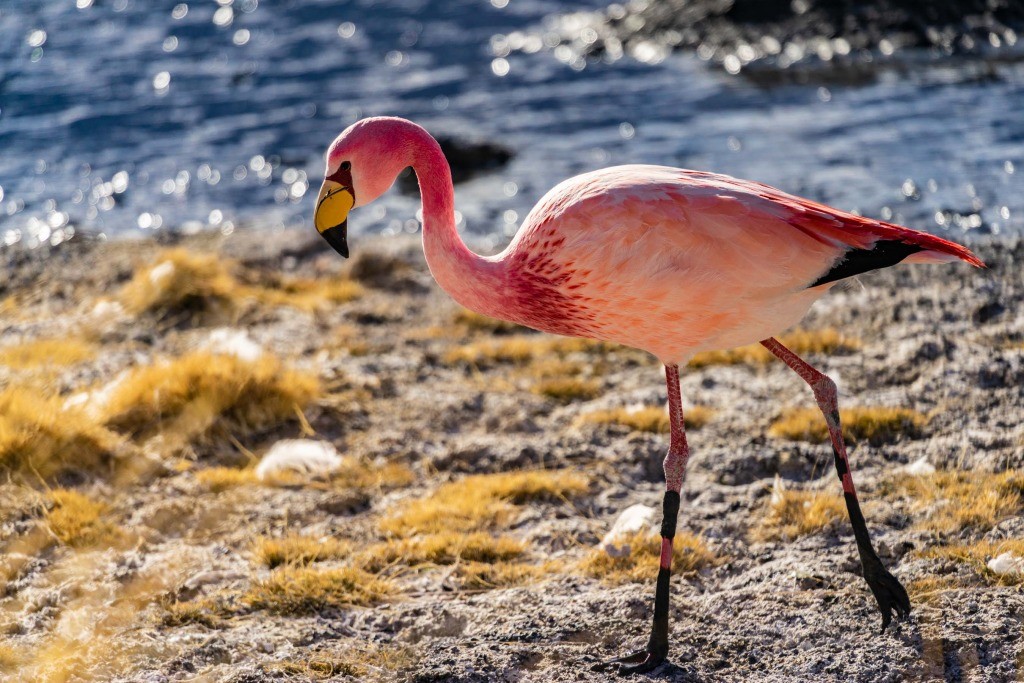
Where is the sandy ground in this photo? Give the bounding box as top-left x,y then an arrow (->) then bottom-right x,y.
1,229 -> 1022,682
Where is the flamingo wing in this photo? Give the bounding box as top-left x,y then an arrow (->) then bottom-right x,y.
517,166 -> 983,292
721,174 -> 986,284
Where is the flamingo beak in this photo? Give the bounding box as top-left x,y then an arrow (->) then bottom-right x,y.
314,179 -> 354,258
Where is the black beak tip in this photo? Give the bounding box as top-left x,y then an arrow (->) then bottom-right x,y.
320,222 -> 349,259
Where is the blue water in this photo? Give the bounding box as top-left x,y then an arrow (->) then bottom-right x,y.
1,0 -> 1022,252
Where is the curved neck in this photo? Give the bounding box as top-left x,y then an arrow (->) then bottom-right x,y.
410,132 -> 505,316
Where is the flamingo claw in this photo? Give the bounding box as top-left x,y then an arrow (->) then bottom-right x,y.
594,638 -> 668,676
862,554 -> 911,634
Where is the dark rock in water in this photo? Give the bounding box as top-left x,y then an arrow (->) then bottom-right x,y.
397,136 -> 513,195
972,300 -> 1005,324
544,0 -> 1024,82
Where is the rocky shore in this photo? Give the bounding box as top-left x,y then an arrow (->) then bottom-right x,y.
0,229 -> 1021,682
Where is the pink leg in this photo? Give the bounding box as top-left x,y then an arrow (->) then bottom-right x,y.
760,337 -> 910,632
608,364 -> 689,675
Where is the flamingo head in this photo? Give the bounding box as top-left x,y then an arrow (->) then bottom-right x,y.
314,117 -> 419,258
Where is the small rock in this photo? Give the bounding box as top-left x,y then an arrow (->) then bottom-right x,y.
204,328 -> 263,362
902,456 -> 936,476
972,301 -> 1005,324
598,504 -> 656,557
987,552 -> 1024,577
255,439 -> 342,482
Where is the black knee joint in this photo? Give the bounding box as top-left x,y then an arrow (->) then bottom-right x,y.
832,446 -> 849,478
660,491 -> 680,540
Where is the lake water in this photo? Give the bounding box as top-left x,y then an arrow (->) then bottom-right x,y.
1,0 -> 1022,252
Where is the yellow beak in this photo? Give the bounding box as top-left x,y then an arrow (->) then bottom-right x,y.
314,180 -> 354,257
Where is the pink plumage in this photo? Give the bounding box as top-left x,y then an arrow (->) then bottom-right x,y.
314,116 -> 978,672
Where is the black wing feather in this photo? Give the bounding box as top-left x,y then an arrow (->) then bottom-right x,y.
809,240 -> 923,288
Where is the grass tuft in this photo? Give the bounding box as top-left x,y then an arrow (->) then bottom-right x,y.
121,248 -> 364,321
688,328 -> 860,368
120,248 -> 237,319
455,561 -> 548,589
161,596 -> 227,628
917,539 -> 1024,587
253,535 -> 352,569
444,335 -> 613,367
44,489 -> 121,547
0,388 -> 123,479
381,470 -> 588,536
580,405 -> 713,432
102,351 -> 320,449
453,308 -> 524,334
274,643 -> 416,681
0,642 -> 23,671
357,532 -> 525,572
246,274 -> 363,311
533,377 -> 601,403
580,532 -> 720,584
886,470 -> 1024,534
333,458 -> 416,491
768,406 -> 926,444
196,466 -> 258,492
0,339 -> 96,369
243,566 -> 395,615
754,486 -> 846,541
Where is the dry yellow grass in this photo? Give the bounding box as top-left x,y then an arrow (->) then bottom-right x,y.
754,486 -> 847,541
580,405 -> 714,432
333,458 -> 416,491
253,535 -> 352,569
905,575 -> 959,605
161,596 -> 226,628
455,561 -> 549,589
445,337 -> 537,365
580,531 -> 720,584
120,248 -> 237,318
380,470 -> 588,536
533,377 -> 602,403
44,489 -> 121,548
246,275 -> 363,311
453,308 -> 524,334
102,351 -> 319,448
887,470 -> 1024,534
0,642 -> 23,671
444,334 -> 613,367
275,644 -> 416,681
769,406 -> 927,444
243,566 -> 395,615
357,532 -> 525,572
0,387 -> 123,479
688,328 -> 860,368
917,539 -> 1024,587
0,339 -> 96,369
195,466 -> 258,492
121,248 -> 364,321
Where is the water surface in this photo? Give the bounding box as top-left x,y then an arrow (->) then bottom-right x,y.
1,0 -> 1021,252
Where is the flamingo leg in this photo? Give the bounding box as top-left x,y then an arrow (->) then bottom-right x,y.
760,337 -> 911,632
605,364 -> 689,675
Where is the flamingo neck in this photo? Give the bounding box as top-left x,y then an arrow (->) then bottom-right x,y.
410,131 -> 504,316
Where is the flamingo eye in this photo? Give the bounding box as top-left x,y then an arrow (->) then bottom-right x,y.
340,161 -> 351,171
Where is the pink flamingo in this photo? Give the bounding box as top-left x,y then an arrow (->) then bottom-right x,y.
313,117 -> 983,674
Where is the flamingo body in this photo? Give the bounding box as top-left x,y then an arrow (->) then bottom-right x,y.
313,117 -> 981,671
489,165 -> 981,361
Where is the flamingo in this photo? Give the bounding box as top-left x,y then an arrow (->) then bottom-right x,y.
312,116 -> 984,674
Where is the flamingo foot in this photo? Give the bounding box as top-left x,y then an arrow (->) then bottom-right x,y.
863,555 -> 911,633
596,634 -> 669,676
